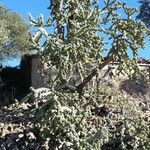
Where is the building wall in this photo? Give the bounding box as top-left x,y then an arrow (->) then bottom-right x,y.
31,55 -> 45,89
30,57 -> 150,89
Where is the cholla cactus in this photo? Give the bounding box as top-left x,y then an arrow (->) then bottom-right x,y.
30,0 -> 149,95
29,0 -> 150,149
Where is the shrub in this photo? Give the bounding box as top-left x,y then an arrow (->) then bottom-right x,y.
34,82 -> 150,149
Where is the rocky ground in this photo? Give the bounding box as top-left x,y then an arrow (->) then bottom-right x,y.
0,101 -> 48,150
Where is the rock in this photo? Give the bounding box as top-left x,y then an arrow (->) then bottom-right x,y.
0,102 -> 45,149
27,132 -> 36,140
18,134 -> 24,138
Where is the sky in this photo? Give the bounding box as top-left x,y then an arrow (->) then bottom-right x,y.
0,0 -> 150,67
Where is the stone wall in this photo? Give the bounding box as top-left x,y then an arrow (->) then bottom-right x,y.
29,57 -> 150,89
30,55 -> 45,89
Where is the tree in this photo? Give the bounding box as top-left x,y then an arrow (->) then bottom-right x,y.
0,5 -> 30,59
138,0 -> 150,28
30,0 -> 150,149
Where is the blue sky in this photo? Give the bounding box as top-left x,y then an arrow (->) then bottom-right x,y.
0,0 -> 150,66
0,0 -> 49,21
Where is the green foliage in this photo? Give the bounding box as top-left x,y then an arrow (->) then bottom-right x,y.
0,5 -> 30,59
30,0 -> 149,86
35,89 -> 109,149
34,83 -> 150,149
29,0 -> 150,149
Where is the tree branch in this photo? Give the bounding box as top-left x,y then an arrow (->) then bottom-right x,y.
75,53 -> 115,95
